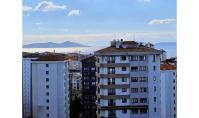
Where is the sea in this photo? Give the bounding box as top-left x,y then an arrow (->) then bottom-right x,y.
23,45 -> 176,58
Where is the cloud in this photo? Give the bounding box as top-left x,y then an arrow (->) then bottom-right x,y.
23,6 -> 33,12
34,1 -> 67,12
23,32 -> 176,46
35,22 -> 42,26
148,18 -> 176,25
143,0 -> 151,2
68,10 -> 80,16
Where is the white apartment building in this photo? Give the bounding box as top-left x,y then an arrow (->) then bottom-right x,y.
31,55 -> 70,118
95,40 -> 163,118
160,64 -> 177,118
23,58 -> 37,118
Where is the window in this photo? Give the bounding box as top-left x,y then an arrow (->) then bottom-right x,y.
122,78 -> 127,82
140,98 -> 147,103
46,78 -> 49,82
108,67 -> 115,74
131,56 -> 139,61
108,78 -> 115,85
173,86 -> 176,90
131,66 -> 138,72
131,109 -> 138,114
46,106 -> 49,110
131,88 -> 138,93
131,77 -> 138,82
122,67 -> 127,71
121,56 -> 126,61
153,76 -> 156,81
173,79 -> 175,83
154,86 -> 156,92
122,109 -> 127,113
107,56 -> 115,63
174,107 -> 176,111
46,71 -> 49,74
154,107 -> 156,112
46,64 -> 49,67
139,66 -> 147,71
174,114 -> 176,118
140,108 -> 147,114
173,72 -> 176,76
174,100 -> 176,104
132,98 -> 138,103
139,77 -> 147,82
139,56 -> 147,61
173,93 -> 176,97
153,55 -> 156,62
46,85 -> 49,89
154,97 -> 156,102
122,88 -> 127,92
46,99 -> 49,103
46,92 -> 49,96
46,113 -> 49,117
140,88 -> 147,93
153,66 -> 156,70
122,98 -> 127,103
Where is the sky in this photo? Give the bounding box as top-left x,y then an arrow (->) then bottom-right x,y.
23,0 -> 176,46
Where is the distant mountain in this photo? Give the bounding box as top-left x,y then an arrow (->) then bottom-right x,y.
23,41 -> 88,48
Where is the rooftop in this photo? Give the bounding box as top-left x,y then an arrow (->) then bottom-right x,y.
95,40 -> 161,54
160,63 -> 177,70
35,54 -> 66,61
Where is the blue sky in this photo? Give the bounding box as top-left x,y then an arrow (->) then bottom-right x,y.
23,0 -> 176,46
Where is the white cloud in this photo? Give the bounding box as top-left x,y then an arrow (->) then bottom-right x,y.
68,10 -> 80,16
34,1 -> 67,12
35,22 -> 42,26
143,0 -> 151,2
148,18 -> 176,25
23,6 -> 32,12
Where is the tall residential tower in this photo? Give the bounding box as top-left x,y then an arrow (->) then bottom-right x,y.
95,40 -> 163,118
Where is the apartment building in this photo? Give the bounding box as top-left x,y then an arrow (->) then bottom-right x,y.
68,60 -> 82,98
160,63 -> 177,118
22,58 -> 37,118
95,39 -> 163,118
81,56 -> 97,118
31,55 -> 70,118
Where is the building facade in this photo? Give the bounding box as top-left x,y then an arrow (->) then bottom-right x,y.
160,64 -> 177,118
68,60 -> 82,99
95,40 -> 163,118
23,58 -> 36,118
81,56 -> 97,118
31,55 -> 70,118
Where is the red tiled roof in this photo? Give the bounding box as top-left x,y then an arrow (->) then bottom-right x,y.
161,64 -> 177,70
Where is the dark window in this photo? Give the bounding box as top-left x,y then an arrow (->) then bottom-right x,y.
107,56 -> 115,63
131,77 -> 138,82
140,108 -> 147,114
173,86 -> 176,90
122,98 -> 127,103
154,107 -> 156,112
131,88 -> 138,93
153,66 -> 156,70
46,64 -> 49,67
131,56 -> 139,61
46,99 -> 49,103
154,97 -> 156,102
132,109 -> 138,114
173,79 -> 175,83
140,87 -> 147,93
153,55 -> 156,62
140,98 -> 147,103
121,56 -> 126,61
46,71 -> 49,74
122,78 -> 127,82
131,66 -> 138,72
174,100 -> 176,104
46,106 -> 49,110
122,109 -> 127,113
46,92 -> 49,96
122,88 -> 127,92
174,107 -> 176,111
122,67 -> 126,71
154,86 -> 156,92
46,78 -> 49,82
108,67 -> 115,74
46,113 -> 49,117
132,98 -> 138,103
139,56 -> 147,61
